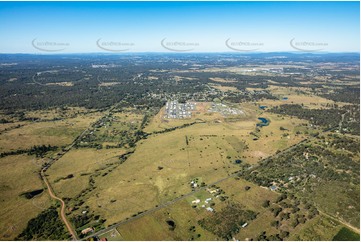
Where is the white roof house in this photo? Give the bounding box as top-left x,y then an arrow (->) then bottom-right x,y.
192,199 -> 201,204
206,207 -> 214,212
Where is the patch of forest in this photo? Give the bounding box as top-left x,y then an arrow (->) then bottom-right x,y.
269,104 -> 342,129
15,206 -> 70,240
321,87 -> 360,104
198,202 -> 257,240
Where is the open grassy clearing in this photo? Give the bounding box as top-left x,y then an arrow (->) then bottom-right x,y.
242,112 -> 310,164
0,154 -> 52,240
0,112 -> 102,153
209,77 -> 236,83
24,107 -> 94,120
98,228 -> 123,241
47,148 -> 126,199
116,199 -> 217,240
0,121 -> 27,133
111,111 -> 143,125
257,85 -> 336,109
209,84 -> 239,92
217,178 -> 279,212
289,215 -> 342,240
311,181 -> 360,228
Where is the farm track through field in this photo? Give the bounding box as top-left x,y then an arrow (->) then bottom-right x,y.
41,169 -> 78,240
317,209 -> 360,234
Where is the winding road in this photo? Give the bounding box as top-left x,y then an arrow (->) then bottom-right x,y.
41,169 -> 78,240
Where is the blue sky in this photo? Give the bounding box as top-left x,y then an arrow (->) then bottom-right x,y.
0,1 -> 359,53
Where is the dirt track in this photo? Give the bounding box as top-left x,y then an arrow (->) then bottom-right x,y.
41,170 -> 78,240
